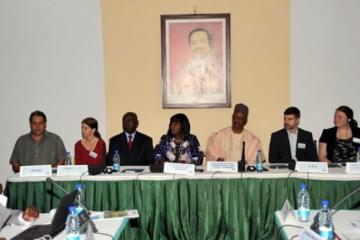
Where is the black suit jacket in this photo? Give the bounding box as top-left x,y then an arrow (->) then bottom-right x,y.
106,131 -> 154,166
269,128 -> 318,163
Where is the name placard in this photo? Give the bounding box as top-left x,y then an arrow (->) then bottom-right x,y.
0,194 -> 8,207
19,165 -> 52,177
280,199 -> 297,224
207,161 -> 238,172
57,165 -> 88,176
345,162 -> 360,173
296,162 -> 328,173
299,227 -> 323,240
163,162 -> 195,175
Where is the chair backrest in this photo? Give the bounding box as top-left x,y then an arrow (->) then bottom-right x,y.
313,140 -> 318,153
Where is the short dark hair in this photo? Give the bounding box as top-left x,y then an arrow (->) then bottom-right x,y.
188,28 -> 212,46
167,113 -> 191,139
29,110 -> 47,123
122,112 -> 138,122
284,107 -> 300,118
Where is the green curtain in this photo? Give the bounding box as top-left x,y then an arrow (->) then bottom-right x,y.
6,177 -> 360,240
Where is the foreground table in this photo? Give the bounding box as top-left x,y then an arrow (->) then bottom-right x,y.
0,213 -> 128,239
5,166 -> 360,239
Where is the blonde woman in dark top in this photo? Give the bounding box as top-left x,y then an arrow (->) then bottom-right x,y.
319,106 -> 360,163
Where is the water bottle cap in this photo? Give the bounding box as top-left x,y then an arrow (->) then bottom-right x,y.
75,183 -> 83,190
68,205 -> 76,214
322,200 -> 329,206
300,183 -> 307,190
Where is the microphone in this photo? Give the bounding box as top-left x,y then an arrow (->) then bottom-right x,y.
310,185 -> 360,234
288,159 -> 296,170
46,177 -> 98,233
238,141 -> 246,172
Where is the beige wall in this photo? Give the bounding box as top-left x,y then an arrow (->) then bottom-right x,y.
102,0 -> 289,159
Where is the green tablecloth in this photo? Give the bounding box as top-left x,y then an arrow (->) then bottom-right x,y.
5,177 -> 360,240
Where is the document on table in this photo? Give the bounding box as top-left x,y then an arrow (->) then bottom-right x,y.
336,219 -> 360,240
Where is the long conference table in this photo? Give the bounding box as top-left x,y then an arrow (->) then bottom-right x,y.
5,165 -> 360,240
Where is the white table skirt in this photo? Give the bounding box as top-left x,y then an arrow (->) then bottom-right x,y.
6,165 -> 360,183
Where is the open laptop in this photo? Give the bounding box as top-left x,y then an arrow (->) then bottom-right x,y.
11,190 -> 78,240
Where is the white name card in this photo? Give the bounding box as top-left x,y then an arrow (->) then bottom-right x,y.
296,162 -> 328,173
207,161 -> 238,173
345,162 -> 360,173
57,165 -> 88,176
163,162 -> 195,175
280,199 -> 297,224
19,165 -> 52,177
0,194 -> 8,207
299,227 -> 323,240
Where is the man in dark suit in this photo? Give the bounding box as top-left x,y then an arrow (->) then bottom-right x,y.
269,107 -> 318,163
107,112 -> 154,166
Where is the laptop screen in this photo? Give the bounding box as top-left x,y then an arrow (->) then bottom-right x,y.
50,190 -> 78,230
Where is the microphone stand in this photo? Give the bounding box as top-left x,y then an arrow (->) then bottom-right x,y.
238,141 -> 246,172
46,177 -> 98,233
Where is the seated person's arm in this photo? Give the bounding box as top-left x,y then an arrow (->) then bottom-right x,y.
154,136 -> 170,164
188,136 -> 204,165
205,133 -> 224,161
54,136 -> 66,167
10,139 -> 21,173
246,137 -> 265,165
11,162 -> 21,173
318,142 -> 331,163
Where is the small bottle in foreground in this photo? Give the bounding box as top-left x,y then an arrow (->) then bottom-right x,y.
318,199 -> 334,240
65,205 -> 80,240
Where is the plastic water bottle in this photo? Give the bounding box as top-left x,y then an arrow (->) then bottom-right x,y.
297,183 -> 310,222
65,151 -> 72,165
113,150 -> 120,172
255,150 -> 263,172
318,200 -> 334,240
356,146 -> 360,162
74,183 -> 85,215
65,206 -> 80,240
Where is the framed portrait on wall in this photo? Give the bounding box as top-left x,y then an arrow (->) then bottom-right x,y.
161,14 -> 231,108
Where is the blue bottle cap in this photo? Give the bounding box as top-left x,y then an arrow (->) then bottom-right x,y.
68,205 -> 76,214
322,200 -> 329,206
75,183 -> 83,190
300,183 -> 307,190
